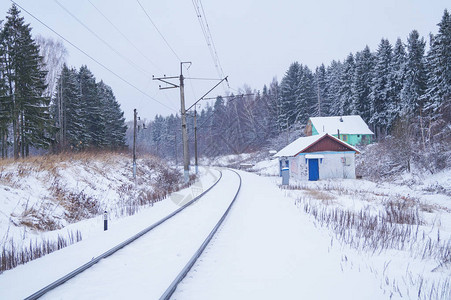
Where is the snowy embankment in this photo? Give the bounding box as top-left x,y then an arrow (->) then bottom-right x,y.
0,152 -> 449,299
0,166 -> 221,299
200,155 -> 450,299
0,153 -> 191,272
257,159 -> 451,299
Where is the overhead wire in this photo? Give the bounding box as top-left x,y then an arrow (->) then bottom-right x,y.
9,0 -> 177,112
134,1 -> 204,111
191,0 -> 229,92
53,0 -> 152,78
136,0 -> 181,62
87,0 -> 163,73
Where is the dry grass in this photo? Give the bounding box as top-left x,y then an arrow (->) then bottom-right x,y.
0,151 -> 198,272
0,150 -> 129,171
0,230 -> 82,273
304,189 -> 335,204
295,194 -> 451,300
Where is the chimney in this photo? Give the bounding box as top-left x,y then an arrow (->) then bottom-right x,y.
337,129 -> 340,139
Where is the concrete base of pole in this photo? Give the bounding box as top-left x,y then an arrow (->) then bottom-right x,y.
195,165 -> 198,174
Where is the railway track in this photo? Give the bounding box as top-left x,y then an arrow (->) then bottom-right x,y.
25,168 -> 241,300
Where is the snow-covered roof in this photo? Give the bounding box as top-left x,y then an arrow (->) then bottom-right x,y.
274,133 -> 359,157
274,134 -> 325,157
310,115 -> 374,135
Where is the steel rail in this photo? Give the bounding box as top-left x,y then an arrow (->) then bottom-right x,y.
159,169 -> 242,300
25,169 -> 223,300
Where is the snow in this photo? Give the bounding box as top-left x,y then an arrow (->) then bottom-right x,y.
0,155 -> 450,299
310,115 -> 374,135
0,167 -> 222,299
172,170 -> 385,299
274,133 -> 359,157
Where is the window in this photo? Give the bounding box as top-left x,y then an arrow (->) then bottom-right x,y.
342,134 -> 348,141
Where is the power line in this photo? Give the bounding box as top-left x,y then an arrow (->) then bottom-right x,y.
87,0 -> 163,73
136,0 -> 181,62
192,0 -> 229,91
9,0 -> 177,113
54,0 -> 151,78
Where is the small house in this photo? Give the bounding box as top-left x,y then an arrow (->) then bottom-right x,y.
305,115 -> 373,146
275,133 -> 360,181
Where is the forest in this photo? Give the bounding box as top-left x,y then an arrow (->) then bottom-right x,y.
0,4 -> 449,177
134,9 -> 450,175
0,4 -> 127,158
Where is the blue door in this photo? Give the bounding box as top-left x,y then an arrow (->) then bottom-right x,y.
308,159 -> 319,181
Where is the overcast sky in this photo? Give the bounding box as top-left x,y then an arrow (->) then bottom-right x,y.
0,0 -> 448,121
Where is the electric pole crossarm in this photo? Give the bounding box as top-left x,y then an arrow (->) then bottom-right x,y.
200,93 -> 254,101
152,76 -> 180,89
186,76 -> 228,112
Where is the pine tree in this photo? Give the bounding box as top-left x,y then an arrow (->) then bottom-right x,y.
0,19 -> 10,157
97,80 -> 126,149
339,53 -> 355,115
53,64 -> 83,150
400,30 -> 427,118
351,46 -> 374,122
314,64 -> 329,117
424,9 -> 451,117
78,65 -> 101,148
279,62 -> 301,129
390,38 -> 407,124
326,60 -> 343,116
369,39 -> 394,135
1,4 -> 51,158
295,65 -> 316,124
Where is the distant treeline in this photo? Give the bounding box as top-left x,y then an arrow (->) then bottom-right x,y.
135,10 -> 450,160
0,4 -> 127,159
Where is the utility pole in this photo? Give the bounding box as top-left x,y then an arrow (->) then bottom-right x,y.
133,108 -> 137,180
194,107 -> 198,174
179,62 -> 190,183
153,62 -> 192,183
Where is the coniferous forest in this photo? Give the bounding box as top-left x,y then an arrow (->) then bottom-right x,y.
0,5 -> 127,158
0,4 -> 449,174
135,9 -> 450,174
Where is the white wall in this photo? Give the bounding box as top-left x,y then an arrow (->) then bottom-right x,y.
289,152 -> 356,180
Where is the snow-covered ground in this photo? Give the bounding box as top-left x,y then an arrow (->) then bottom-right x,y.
0,166 -> 221,299
173,170 -> 385,299
0,154 -> 450,299
0,154 -> 185,253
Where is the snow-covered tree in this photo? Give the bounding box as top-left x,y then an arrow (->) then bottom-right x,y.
400,30 -> 427,118
424,9 -> 451,118
295,65 -> 316,125
1,4 -> 51,158
279,62 -> 301,129
314,64 -> 329,117
339,53 -> 355,115
351,46 -> 374,122
369,39 -> 394,135
326,60 -> 343,116
97,80 -> 127,149
389,38 -> 407,124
